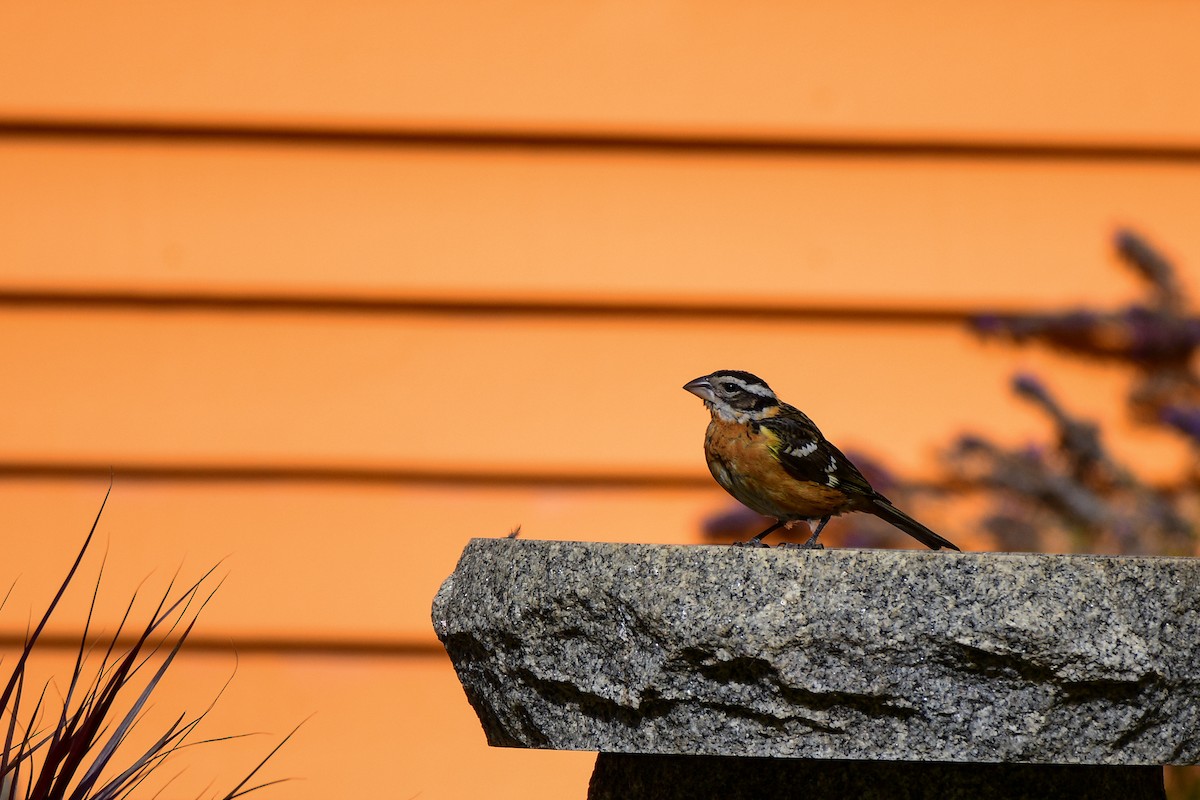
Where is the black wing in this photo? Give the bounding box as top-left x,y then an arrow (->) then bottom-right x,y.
760,405 -> 961,551
758,406 -> 876,498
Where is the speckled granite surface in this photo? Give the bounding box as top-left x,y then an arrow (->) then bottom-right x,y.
432,539 -> 1200,765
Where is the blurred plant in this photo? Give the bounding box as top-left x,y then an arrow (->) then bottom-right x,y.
943,373 -> 1191,555
972,229 -> 1200,424
1,488 -> 297,800
957,228 -> 1199,555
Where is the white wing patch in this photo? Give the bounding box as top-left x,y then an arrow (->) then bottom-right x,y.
786,441 -> 819,458
825,456 -> 840,486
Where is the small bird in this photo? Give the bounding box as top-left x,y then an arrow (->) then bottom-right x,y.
684,370 -> 960,551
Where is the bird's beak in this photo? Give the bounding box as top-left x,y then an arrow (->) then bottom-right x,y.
683,375 -> 716,402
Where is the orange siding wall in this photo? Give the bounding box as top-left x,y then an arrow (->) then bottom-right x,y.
3,2 -> 1200,797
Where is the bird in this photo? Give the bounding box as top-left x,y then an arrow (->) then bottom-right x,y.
683,370 -> 960,551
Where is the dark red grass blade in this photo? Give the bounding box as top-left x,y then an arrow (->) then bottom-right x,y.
3,484 -> 295,798
76,595 -> 215,797
220,718 -> 307,800
44,578 -> 214,799
0,483 -> 111,721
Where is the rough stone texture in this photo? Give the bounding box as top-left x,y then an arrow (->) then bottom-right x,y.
588,755 -> 1166,800
432,539 -> 1200,765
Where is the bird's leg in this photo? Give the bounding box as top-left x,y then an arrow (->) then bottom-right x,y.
734,519 -> 786,548
796,520 -> 835,551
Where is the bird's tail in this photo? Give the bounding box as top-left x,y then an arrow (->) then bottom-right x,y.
868,498 -> 961,551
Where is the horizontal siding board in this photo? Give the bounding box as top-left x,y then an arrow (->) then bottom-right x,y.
1,2 -> 1199,145
0,480 -> 712,642
5,648 -> 591,799
2,138 -> 1197,309
0,309 -> 1187,480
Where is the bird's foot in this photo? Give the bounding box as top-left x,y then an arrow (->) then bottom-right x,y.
777,541 -> 824,551
731,539 -> 772,548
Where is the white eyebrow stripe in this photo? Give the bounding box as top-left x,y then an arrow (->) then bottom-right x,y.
740,382 -> 775,397
720,376 -> 775,397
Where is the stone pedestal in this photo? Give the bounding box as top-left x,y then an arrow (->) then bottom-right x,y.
433,539 -> 1199,797
589,755 -> 1164,799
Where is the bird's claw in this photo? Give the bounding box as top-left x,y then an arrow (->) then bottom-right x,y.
731,539 -> 772,548
777,542 -> 824,551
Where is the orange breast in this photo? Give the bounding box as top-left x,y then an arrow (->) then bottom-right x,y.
704,418 -> 851,520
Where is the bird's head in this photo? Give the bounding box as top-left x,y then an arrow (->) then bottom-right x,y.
683,370 -> 780,422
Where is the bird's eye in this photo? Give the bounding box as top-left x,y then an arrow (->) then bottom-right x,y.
719,382 -> 737,393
